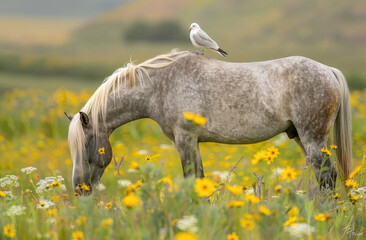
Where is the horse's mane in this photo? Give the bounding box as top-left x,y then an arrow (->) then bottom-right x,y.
68,49 -> 188,163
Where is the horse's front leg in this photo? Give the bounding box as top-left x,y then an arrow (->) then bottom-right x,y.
174,131 -> 204,178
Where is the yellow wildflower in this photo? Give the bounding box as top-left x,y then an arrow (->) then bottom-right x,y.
123,193 -> 139,208
227,232 -> 239,240
284,216 -> 297,226
47,208 -> 57,217
98,147 -> 105,155
81,183 -> 90,191
287,206 -> 299,217
183,112 -> 195,121
264,155 -> 274,165
194,178 -> 216,198
159,175 -> 173,192
251,150 -> 267,165
244,194 -> 261,204
51,180 -> 62,188
0,190 -> 6,197
283,186 -> 291,194
280,166 -> 298,182
129,161 -> 139,170
240,218 -> 255,230
314,213 -> 332,222
330,144 -> 337,149
349,166 -> 361,179
51,195 -> 60,203
274,185 -> 282,195
349,195 -> 360,205
183,112 -> 207,126
171,219 -> 179,226
194,115 -> 207,126
338,200 -> 344,204
76,216 -> 87,225
105,202 -> 112,210
227,201 -> 245,208
333,193 -> 340,199
321,147 -> 331,156
3,224 -> 16,238
132,179 -> 144,191
267,146 -> 279,158
227,185 -> 244,195
259,205 -> 271,216
345,179 -> 359,188
175,232 -> 198,240
101,218 -> 113,227
144,155 -> 152,161
72,230 -> 84,240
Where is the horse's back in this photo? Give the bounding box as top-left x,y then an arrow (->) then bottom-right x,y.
155,53 -> 341,144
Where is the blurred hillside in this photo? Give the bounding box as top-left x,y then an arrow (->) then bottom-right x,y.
0,0 -> 365,90
0,0 -> 128,19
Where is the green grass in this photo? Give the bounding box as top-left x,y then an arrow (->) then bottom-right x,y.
0,86 -> 365,239
0,72 -> 100,94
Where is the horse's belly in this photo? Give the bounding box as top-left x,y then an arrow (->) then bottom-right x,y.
199,117 -> 291,144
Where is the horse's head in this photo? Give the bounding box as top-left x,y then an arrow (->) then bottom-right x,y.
66,112 -> 112,195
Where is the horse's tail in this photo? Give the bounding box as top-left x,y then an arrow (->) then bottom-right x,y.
331,67 -> 352,180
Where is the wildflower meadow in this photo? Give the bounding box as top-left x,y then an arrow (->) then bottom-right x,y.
0,88 -> 365,239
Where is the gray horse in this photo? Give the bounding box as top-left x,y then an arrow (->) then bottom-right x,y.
65,50 -> 352,193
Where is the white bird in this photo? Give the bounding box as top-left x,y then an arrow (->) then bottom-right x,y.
188,23 -> 228,57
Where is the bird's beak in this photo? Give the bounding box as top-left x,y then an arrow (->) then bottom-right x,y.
188,27 -> 192,31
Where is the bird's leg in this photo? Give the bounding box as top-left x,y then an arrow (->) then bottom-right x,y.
200,48 -> 205,55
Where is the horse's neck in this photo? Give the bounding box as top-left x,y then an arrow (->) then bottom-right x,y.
104,84 -> 153,135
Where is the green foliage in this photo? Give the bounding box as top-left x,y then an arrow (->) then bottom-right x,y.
124,20 -> 188,43
0,88 -> 366,239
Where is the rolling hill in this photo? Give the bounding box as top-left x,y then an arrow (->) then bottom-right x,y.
66,0 -> 366,77
0,0 -> 365,88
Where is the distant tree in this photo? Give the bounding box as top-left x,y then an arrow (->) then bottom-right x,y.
124,20 -> 188,43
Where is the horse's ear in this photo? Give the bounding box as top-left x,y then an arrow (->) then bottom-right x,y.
64,112 -> 73,121
79,111 -> 89,127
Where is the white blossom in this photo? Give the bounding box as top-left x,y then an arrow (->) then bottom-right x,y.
159,144 -> 173,150
296,190 -> 307,195
246,188 -> 255,195
20,166 -> 37,174
0,175 -> 19,188
137,149 -> 149,155
36,176 -> 66,193
272,168 -> 284,178
3,191 -> 15,201
118,179 -> 132,187
285,223 -> 315,239
353,187 -> 366,198
37,200 -> 54,209
211,171 -> 231,182
95,183 -> 106,191
176,215 -> 199,233
5,205 -> 26,216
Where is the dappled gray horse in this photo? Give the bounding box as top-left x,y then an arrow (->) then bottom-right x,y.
66,51 -> 352,193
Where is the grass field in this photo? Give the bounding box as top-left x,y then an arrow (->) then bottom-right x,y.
0,0 -> 365,238
0,72 -> 99,94
0,82 -> 365,239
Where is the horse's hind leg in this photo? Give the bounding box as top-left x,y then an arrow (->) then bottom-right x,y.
298,137 -> 337,190
286,125 -> 309,166
173,130 -> 205,178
